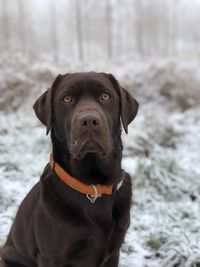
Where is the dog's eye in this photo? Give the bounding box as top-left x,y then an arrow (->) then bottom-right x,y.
63,95 -> 74,103
100,93 -> 111,102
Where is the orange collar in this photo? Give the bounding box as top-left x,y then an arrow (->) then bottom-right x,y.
49,155 -> 124,203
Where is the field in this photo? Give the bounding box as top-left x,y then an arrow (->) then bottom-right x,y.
0,55 -> 200,266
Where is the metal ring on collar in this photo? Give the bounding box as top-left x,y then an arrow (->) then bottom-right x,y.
86,185 -> 98,204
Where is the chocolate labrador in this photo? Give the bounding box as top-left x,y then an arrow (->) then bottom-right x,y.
1,72 -> 138,267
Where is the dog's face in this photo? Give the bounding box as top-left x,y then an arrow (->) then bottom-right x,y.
53,73 -> 121,159
33,72 -> 138,160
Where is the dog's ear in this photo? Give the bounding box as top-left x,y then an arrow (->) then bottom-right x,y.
33,74 -> 62,135
107,74 -> 139,134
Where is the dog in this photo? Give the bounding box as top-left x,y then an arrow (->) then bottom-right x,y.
1,72 -> 138,267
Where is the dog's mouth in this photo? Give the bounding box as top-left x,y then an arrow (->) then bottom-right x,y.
70,137 -> 107,160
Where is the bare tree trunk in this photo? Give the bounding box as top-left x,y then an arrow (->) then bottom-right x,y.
75,0 -> 83,61
172,0 -> 179,56
134,0 -> 144,58
116,0 -> 122,58
106,0 -> 112,59
2,0 -> 10,50
18,0 -> 26,52
82,4 -> 91,61
167,0 -> 178,56
50,0 -> 59,62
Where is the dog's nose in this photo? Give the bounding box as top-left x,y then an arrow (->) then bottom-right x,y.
79,114 -> 101,129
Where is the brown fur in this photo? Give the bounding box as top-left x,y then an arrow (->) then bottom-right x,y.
1,72 -> 138,267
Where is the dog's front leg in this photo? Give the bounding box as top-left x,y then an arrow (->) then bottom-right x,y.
37,255 -> 58,267
102,174 -> 132,266
0,260 -> 28,267
100,252 -> 119,267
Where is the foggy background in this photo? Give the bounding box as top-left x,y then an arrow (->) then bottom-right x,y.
1,0 -> 200,62
0,1 -> 200,267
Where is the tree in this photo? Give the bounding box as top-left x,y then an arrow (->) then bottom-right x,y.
75,0 -> 83,61
2,0 -> 10,50
106,0 -> 112,59
50,0 -> 59,62
18,0 -> 26,52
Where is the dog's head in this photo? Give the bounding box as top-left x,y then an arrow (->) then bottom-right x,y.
33,72 -> 138,159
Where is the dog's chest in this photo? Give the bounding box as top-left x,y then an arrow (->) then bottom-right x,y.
36,195 -> 115,264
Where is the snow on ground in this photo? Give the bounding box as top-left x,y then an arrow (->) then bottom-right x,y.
0,55 -> 200,266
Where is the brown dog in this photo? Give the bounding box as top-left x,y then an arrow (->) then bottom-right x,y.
1,72 -> 138,267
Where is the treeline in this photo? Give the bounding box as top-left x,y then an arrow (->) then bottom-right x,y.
0,0 -> 199,61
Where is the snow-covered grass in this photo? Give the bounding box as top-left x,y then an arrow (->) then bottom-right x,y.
0,55 -> 200,266
121,106 -> 200,267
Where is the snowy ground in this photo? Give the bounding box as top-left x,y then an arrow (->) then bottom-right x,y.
0,55 -> 200,266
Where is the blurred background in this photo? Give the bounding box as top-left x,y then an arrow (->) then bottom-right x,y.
0,1 -> 200,267
1,0 -> 200,62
